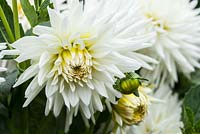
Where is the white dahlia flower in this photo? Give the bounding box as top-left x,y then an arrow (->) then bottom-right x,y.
0,43 -> 8,83
139,0 -> 200,86
8,0 -> 156,131
128,84 -> 183,134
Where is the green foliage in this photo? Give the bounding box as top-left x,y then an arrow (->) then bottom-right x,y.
0,69 -> 19,94
20,0 -> 51,28
182,107 -> 200,134
182,84 -> 200,134
6,87 -> 66,134
0,0 -> 14,42
183,84 -> 200,123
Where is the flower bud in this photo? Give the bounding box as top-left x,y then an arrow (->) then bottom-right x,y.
112,89 -> 148,126
113,72 -> 144,96
120,78 -> 140,95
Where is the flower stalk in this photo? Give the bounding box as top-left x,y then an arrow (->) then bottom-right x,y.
12,0 -> 21,40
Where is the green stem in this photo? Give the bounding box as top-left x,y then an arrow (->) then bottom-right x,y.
24,107 -> 29,134
34,0 -> 40,11
0,5 -> 15,43
0,27 -> 9,43
12,0 -> 20,40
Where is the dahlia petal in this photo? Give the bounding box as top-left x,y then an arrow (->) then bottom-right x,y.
13,64 -> 39,87
68,90 -> 79,107
92,91 -> 103,112
77,86 -> 92,106
45,80 -> 59,97
23,84 -> 44,107
53,92 -> 64,117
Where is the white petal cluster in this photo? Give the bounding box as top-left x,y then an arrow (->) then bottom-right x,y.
128,84 -> 183,134
139,0 -> 200,86
9,0 -> 155,131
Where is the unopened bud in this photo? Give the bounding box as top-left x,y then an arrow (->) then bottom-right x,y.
113,72 -> 146,96
113,89 -> 148,126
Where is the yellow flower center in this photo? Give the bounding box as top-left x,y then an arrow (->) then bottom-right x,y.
61,46 -> 92,84
145,13 -> 170,31
51,33 -> 94,87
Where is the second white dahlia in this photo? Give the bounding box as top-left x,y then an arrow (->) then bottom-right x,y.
139,0 -> 200,86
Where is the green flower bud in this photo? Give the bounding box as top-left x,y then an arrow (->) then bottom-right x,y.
113,72 -> 146,96
120,78 -> 140,95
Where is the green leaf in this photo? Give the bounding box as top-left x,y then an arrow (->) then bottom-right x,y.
174,73 -> 192,99
0,0 -> 14,42
40,0 -> 50,9
20,0 -> 38,27
183,84 -> 200,122
37,0 -> 52,23
182,107 -> 195,134
195,120 -> 200,132
182,84 -> 200,134
0,65 -> 19,94
17,60 -> 31,72
191,69 -> 200,85
20,0 -> 51,29
0,103 -> 8,118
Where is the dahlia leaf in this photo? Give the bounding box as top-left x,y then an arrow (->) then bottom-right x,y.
0,0 -> 14,42
0,66 -> 18,94
183,84 -> 200,122
20,0 -> 38,27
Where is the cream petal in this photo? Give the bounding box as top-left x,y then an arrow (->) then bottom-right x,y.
45,80 -> 58,98
61,90 -> 70,109
38,64 -> 51,85
25,76 -> 39,97
45,100 -> 51,116
68,90 -> 79,107
39,52 -> 53,68
89,46 -> 112,58
33,25 -> 55,36
23,84 -> 44,107
92,91 -> 103,112
80,102 -> 91,119
53,92 -> 64,117
77,86 -> 92,106
48,7 -> 62,29
65,108 -> 74,133
93,79 -> 108,98
13,64 -> 39,87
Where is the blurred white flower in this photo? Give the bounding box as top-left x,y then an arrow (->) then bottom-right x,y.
6,0 -> 34,32
128,84 -> 183,134
139,0 -> 200,86
6,0 -> 156,131
0,43 -> 8,83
